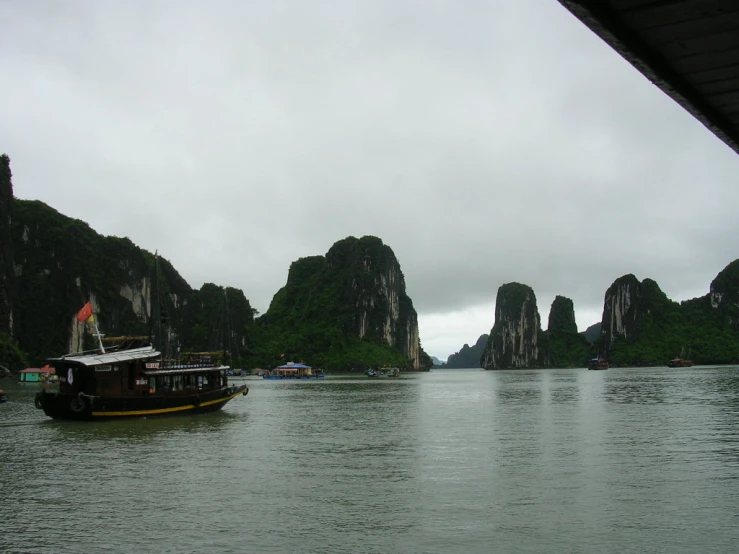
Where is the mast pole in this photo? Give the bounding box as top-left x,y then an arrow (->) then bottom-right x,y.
222,289 -> 228,368
92,317 -> 106,353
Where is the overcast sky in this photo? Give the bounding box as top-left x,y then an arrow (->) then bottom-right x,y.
2,1 -> 738,361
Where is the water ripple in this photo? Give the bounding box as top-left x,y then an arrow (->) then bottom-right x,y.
2,368 -> 739,553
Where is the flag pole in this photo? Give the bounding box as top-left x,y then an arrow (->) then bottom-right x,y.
92,316 -> 106,353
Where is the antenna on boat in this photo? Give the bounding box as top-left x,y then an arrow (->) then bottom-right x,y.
222,288 -> 229,368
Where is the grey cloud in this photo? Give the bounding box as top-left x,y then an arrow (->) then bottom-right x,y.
2,0 -> 738,360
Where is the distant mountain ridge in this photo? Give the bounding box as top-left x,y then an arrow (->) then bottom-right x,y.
583,322 -> 601,344
3,154 -> 738,371
445,334 -> 488,368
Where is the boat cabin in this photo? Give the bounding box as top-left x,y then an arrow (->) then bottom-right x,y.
47,340 -> 228,400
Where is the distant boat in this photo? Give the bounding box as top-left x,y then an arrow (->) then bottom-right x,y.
263,362 -> 326,380
587,358 -> 609,370
668,347 -> 693,368
366,367 -> 400,378
668,357 -> 694,368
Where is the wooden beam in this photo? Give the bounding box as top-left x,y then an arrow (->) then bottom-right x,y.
558,0 -> 739,155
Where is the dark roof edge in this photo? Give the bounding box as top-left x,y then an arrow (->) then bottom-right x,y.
558,0 -> 739,156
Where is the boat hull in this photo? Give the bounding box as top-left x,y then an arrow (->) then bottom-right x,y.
35,385 -> 248,421
263,375 -> 325,380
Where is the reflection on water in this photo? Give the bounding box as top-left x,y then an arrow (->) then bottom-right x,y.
3,367 -> 739,553
603,372 -> 669,404
547,372 -> 580,404
495,370 -> 544,404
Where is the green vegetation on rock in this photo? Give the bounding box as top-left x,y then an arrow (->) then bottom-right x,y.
250,236 -> 429,371
5,153 -> 739,372
0,332 -> 26,372
481,282 -> 546,369
9,197 -> 255,366
602,267 -> 739,366
0,154 -> 14,337
547,296 -> 578,334
545,295 -> 592,367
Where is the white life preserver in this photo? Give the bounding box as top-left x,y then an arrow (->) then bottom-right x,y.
67,368 -> 74,385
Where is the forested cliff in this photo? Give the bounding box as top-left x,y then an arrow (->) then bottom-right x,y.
251,236 -> 431,371
0,156 -> 428,371
479,263 -> 739,369
9,196 -> 256,367
4,153 -> 738,372
0,155 -> 14,338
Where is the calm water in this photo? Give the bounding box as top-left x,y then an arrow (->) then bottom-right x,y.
2,367 -> 739,553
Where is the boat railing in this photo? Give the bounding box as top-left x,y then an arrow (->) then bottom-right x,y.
160,359 -> 228,370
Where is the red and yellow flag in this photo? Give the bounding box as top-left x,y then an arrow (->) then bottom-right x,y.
76,302 -> 93,322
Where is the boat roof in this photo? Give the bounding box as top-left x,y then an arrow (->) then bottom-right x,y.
20,367 -> 55,373
48,346 -> 162,367
277,363 -> 311,369
144,365 -> 229,376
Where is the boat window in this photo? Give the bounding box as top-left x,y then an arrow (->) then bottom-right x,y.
150,376 -> 157,393
174,374 -> 183,391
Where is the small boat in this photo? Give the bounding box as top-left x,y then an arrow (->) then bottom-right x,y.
34,336 -> 248,421
0,389 -> 7,403
263,362 -> 326,380
668,357 -> 694,368
587,358 -> 609,370
367,367 -> 400,378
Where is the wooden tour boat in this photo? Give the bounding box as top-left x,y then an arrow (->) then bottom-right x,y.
587,358 -> 609,370
34,336 -> 248,421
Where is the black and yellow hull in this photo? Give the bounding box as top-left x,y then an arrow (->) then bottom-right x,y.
35,385 -> 248,421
